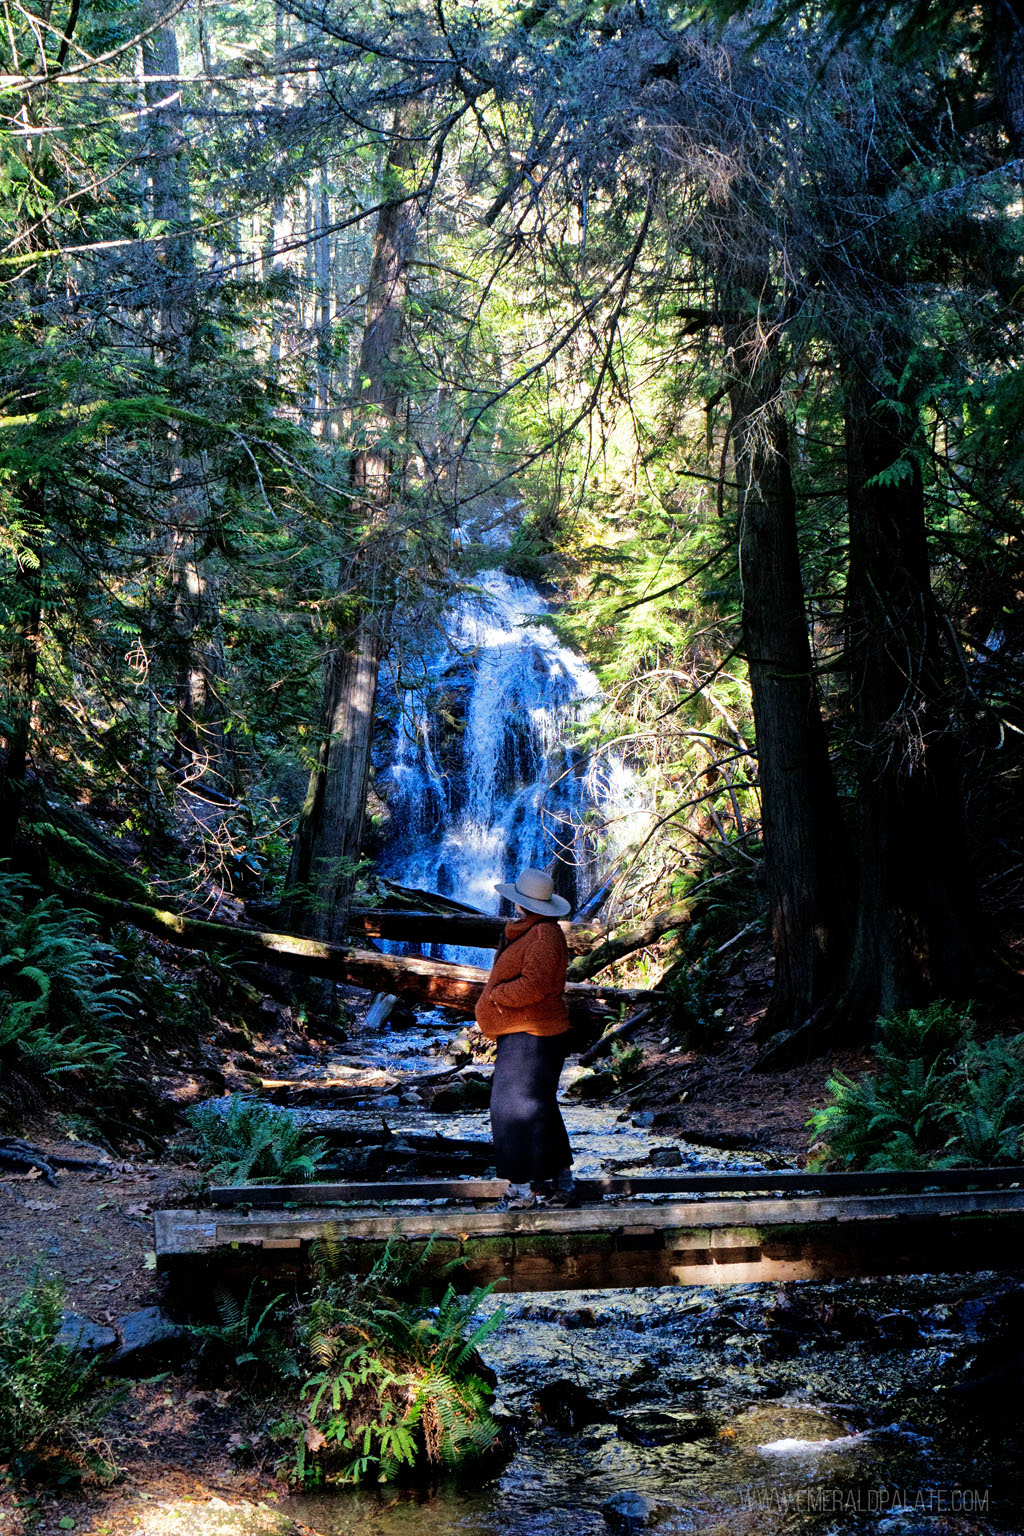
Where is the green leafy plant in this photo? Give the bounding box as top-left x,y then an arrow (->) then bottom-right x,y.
191,1281 -> 297,1382
0,869 -> 129,1120
0,1277 -> 121,1485
281,1243 -> 504,1486
809,1003 -> 1024,1169
609,1039 -> 644,1087
183,1095 -> 329,1187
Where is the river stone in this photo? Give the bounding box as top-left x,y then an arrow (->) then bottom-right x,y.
58,1311 -> 116,1355
137,1497 -> 297,1535
106,1306 -> 191,1374
432,1077 -> 491,1110
602,1491 -> 674,1530
535,1379 -> 608,1430
647,1145 -> 683,1168
565,1068 -> 615,1100
614,1408 -> 717,1446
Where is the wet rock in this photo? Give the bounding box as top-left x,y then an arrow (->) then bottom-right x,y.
106,1306 -> 191,1375
432,1077 -> 491,1110
614,1408 -> 717,1446
58,1312 -> 116,1355
631,1110 -> 656,1127
875,1311 -> 923,1348
602,1491 -> 675,1530
444,1030 -> 475,1065
564,1069 -> 615,1100
535,1379 -> 608,1430
647,1145 -> 683,1168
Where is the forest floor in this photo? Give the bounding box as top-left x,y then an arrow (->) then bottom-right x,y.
0,950 -> 872,1536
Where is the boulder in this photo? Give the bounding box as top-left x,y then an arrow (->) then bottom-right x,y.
106,1306 -> 191,1375
647,1145 -> 683,1168
58,1312 -> 116,1356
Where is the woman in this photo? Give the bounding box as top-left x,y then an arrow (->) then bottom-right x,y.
475,866 -> 577,1209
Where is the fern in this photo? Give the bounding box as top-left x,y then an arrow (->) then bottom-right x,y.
0,868 -> 129,1119
809,1001 -> 1024,1170
279,1245 -> 505,1487
182,1095 -> 328,1187
0,1277 -> 122,1484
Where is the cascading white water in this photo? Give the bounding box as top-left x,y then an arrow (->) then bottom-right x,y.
378,567 -> 635,965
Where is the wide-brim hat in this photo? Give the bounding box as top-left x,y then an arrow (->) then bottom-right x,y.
495,866 -> 571,918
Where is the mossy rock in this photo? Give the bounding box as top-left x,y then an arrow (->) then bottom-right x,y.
564,1069 -> 615,1100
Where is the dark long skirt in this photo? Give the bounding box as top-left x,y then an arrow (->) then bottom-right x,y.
490,1030 -> 572,1184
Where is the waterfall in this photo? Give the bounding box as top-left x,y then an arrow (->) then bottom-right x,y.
377,567 -> 635,965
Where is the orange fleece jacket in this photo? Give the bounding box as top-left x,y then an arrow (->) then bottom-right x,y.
474,913 -> 571,1040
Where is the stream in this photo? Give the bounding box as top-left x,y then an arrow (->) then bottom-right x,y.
278,554 -> 1022,1533
277,1014 -> 1024,1536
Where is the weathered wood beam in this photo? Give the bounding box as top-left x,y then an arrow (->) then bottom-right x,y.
207,1165 -> 1024,1206
70,889 -> 655,1017
156,1189 -> 1024,1293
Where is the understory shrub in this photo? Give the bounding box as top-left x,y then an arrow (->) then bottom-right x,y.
183,1094 -> 329,1186
278,1243 -> 504,1486
0,1278 -> 121,1484
809,1002 -> 1024,1168
0,868 -> 129,1122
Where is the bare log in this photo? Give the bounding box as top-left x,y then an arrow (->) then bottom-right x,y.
346,908 -> 601,955
66,889 -> 655,1019
566,902 -> 693,981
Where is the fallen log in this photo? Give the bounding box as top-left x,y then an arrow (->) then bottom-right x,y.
346,908 -> 601,955
68,889 -> 657,1019
566,902 -> 692,981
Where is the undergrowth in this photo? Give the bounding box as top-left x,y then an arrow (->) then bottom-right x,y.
0,1277 -> 122,1486
183,1094 -> 329,1186
275,1241 -> 504,1486
0,868 -> 130,1125
809,1002 -> 1024,1168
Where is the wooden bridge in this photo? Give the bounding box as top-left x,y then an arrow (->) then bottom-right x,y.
155,1167 -> 1024,1295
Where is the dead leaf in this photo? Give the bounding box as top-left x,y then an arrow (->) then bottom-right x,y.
304,1425 -> 327,1453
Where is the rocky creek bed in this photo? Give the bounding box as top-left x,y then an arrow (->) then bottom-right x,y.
3,1010 -> 1023,1536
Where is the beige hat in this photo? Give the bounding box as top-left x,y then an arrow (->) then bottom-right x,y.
495,866 -> 571,918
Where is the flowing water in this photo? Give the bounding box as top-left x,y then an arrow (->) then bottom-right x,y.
377,566 -> 640,961
279,561 -> 1023,1534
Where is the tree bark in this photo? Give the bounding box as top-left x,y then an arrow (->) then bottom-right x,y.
834,373 -> 997,1020
727,374 -> 850,1034
286,112 -> 424,941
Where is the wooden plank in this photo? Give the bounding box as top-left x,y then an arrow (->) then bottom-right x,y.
156,1195 -> 1024,1293
159,1188 -> 1024,1251
208,1165 -> 1024,1207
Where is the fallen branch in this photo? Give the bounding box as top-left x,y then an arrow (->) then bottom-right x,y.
566,902 -> 692,982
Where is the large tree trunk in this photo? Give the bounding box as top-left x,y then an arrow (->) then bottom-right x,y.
727,369 -> 850,1035
286,114 -> 424,941
833,373 -> 996,1021
142,25 -> 230,800
762,369 -> 1012,1068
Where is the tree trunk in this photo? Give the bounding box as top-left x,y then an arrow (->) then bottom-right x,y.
286,113 -> 424,940
142,25 -> 230,799
728,375 -> 850,1034
833,373 -> 997,1021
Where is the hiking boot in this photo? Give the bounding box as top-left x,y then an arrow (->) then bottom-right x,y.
495,1181 -> 542,1211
